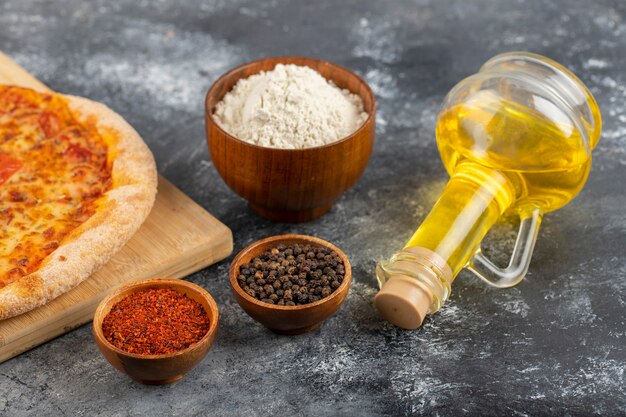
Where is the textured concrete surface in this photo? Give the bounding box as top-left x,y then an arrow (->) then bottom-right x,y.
1,0 -> 625,416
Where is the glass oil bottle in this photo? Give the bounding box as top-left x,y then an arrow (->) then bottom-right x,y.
375,52 -> 602,329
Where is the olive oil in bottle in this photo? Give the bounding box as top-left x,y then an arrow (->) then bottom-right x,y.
375,52 -> 602,329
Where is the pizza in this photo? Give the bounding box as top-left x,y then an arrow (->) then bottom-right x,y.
0,85 -> 157,319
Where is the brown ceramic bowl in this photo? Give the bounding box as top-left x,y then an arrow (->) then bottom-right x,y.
229,234 -> 352,334
205,57 -> 376,223
93,278 -> 219,385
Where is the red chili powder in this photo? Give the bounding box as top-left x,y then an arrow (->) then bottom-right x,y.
102,288 -> 210,355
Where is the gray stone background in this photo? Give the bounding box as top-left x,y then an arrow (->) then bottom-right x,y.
1,0 -> 625,416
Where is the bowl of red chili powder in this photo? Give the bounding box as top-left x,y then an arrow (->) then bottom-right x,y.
93,278 -> 219,385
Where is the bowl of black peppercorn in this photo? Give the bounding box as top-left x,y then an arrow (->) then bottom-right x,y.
229,234 -> 352,335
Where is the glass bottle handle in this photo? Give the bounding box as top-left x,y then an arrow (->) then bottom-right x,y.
467,208 -> 543,288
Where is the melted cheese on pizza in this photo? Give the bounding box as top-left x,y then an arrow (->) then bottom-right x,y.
0,86 -> 112,288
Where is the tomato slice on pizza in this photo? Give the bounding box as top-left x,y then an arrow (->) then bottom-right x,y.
0,153 -> 22,185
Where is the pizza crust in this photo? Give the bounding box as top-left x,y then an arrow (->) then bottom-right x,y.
0,93 -> 157,320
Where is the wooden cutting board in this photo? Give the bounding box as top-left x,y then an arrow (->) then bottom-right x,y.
0,52 -> 233,363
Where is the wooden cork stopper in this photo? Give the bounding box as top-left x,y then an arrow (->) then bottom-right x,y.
375,275 -> 433,329
374,247 -> 452,329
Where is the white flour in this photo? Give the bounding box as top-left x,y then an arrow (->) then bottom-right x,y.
213,64 -> 368,149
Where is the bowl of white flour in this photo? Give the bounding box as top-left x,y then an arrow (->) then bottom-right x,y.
205,57 -> 376,222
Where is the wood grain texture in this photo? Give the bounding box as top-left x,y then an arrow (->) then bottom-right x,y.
205,57 -> 376,223
0,52 -> 233,363
228,234 -> 351,334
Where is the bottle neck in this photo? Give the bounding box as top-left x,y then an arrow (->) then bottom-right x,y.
375,162 -> 516,328
405,162 -> 515,275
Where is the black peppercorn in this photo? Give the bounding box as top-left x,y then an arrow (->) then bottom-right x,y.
321,286 -> 331,297
238,243 -> 346,306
